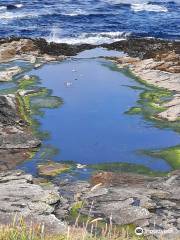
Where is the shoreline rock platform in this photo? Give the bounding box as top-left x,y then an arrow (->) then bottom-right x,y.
0,169 -> 179,239
0,170 -> 67,234
57,171 -> 180,239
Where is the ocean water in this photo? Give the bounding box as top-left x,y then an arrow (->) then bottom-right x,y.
0,0 -> 179,43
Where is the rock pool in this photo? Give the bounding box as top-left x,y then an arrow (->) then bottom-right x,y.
1,48 -> 180,180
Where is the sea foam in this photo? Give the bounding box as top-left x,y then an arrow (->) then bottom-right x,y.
46,31 -> 130,45
131,3 -> 168,12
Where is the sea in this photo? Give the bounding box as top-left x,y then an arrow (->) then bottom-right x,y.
0,0 -> 179,44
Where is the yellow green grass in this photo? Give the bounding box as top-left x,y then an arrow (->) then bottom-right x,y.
0,217 -> 147,240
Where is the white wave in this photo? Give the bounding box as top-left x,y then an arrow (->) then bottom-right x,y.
15,4 -> 24,8
46,31 -> 130,45
63,9 -> 88,16
0,6 -> 6,11
104,0 -> 145,4
131,3 -> 168,12
0,12 -> 39,20
0,8 -> 54,21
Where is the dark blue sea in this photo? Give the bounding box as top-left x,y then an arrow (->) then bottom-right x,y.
0,0 -> 179,43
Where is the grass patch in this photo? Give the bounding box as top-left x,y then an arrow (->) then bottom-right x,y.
0,217 -> 146,240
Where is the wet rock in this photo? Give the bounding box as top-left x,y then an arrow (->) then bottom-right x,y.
0,94 -> 40,150
0,66 -> 22,81
103,38 -> 180,59
91,171 -> 154,187
0,149 -> 34,171
38,161 -> 72,177
0,170 -> 67,234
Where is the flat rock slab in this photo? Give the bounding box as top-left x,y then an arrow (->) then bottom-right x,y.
0,170 -> 67,234
0,66 -> 22,81
38,161 -> 72,177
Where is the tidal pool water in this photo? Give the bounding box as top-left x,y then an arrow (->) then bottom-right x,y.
10,49 -> 180,179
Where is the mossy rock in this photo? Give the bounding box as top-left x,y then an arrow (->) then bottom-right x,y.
38,161 -> 72,177
126,107 -> 142,115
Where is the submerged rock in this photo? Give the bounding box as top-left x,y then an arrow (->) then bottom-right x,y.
38,161 -> 72,177
0,149 -> 34,172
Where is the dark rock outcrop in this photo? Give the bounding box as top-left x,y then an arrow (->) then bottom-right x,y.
103,38 -> 180,59
0,94 -> 40,171
0,94 -> 40,149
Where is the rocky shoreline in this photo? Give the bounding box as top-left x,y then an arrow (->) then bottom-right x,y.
0,169 -> 179,239
0,37 -> 179,239
111,51 -> 180,122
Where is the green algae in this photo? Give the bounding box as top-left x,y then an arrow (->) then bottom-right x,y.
40,146 -> 60,159
142,145 -> 180,170
38,161 -> 72,177
18,76 -> 39,90
16,79 -> 63,141
127,107 -> 142,115
90,162 -> 166,177
124,78 -> 180,133
126,88 -> 171,117
106,62 -> 177,131
31,96 -> 63,109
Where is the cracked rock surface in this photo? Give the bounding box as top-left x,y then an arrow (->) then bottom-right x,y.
0,170 -> 67,234
57,171 -> 180,239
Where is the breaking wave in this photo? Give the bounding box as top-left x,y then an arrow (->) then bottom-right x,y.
46,30 -> 131,45
131,3 -> 168,12
0,12 -> 39,20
